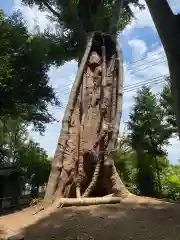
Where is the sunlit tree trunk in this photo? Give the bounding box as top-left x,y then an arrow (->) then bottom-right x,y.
44,33 -> 130,207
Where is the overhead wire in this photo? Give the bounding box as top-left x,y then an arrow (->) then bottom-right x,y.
56,54 -> 168,93
50,74 -> 168,110
128,56 -> 166,71
57,54 -> 166,88
55,64 -> 169,95
127,50 -> 164,65
129,60 -> 167,74
123,75 -> 167,91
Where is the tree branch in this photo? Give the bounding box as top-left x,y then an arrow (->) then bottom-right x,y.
110,0 -> 124,34
42,0 -> 61,19
42,0 -> 87,47
66,0 -> 87,44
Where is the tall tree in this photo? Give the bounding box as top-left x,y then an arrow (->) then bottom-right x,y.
0,116 -> 51,198
128,86 -> 170,197
0,10 -> 60,133
0,117 -> 28,164
16,140 -> 51,197
145,0 -> 180,140
160,77 -> 177,134
22,0 -> 144,206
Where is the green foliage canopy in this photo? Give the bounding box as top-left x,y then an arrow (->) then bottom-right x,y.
0,117 -> 51,195
0,10 -> 60,132
127,86 -> 171,196
17,139 -> 51,188
22,0 -> 144,61
160,77 -> 177,133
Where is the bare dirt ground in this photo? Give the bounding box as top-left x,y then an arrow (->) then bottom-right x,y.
0,195 -> 180,240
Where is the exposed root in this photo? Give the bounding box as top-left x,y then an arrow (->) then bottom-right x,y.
34,193 -> 134,213
32,205 -> 44,215
76,185 -> 81,198
82,155 -> 101,197
59,182 -> 74,208
54,196 -> 122,208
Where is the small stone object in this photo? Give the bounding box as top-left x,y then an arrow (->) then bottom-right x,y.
8,234 -> 24,240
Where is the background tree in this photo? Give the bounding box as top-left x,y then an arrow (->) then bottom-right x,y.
0,118 -> 28,163
0,117 -> 28,166
0,10 -> 60,133
145,0 -> 180,140
112,85 -> 179,201
128,86 -> 170,197
0,10 -> 58,202
160,77 -> 177,134
16,140 -> 51,197
0,116 -> 51,199
161,164 -> 180,201
113,140 -> 179,201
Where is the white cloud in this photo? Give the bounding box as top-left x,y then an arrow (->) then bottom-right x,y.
123,0 -> 156,34
130,49 -> 168,85
128,39 -> 147,61
13,0 -> 56,33
123,0 -> 180,34
123,44 -> 168,111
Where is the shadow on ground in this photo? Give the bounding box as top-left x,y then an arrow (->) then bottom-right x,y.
0,203 -> 30,217
0,229 -> 5,239
11,199 -> 180,240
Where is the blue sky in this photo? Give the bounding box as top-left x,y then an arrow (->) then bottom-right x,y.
0,0 -> 13,15
1,0 -> 180,164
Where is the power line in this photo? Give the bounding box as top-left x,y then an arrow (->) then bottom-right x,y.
129,60 -> 167,74
51,74 -> 168,110
127,50 -> 164,65
122,75 -> 166,91
128,56 -> 166,71
124,76 -> 166,91
58,70 -> 168,96
55,51 -> 167,92
56,58 -> 168,94
59,80 -> 165,108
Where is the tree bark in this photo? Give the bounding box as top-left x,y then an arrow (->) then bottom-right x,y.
145,0 -> 180,140
44,32 -> 130,207
44,34 -> 94,205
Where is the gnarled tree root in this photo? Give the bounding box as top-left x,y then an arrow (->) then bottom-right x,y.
33,193 -> 134,215
54,196 -> 123,208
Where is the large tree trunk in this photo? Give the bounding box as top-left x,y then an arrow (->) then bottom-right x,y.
44,32 -> 130,207
145,0 -> 180,139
